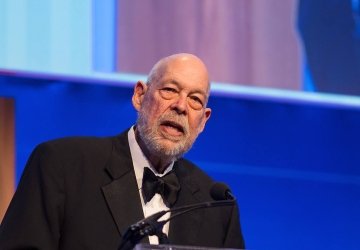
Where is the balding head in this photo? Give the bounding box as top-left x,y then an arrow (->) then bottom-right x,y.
147,53 -> 211,101
132,53 -> 212,172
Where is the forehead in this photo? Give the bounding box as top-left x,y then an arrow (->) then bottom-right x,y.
157,57 -> 210,93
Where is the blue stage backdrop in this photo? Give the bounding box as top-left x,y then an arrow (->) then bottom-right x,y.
1,74 -> 360,249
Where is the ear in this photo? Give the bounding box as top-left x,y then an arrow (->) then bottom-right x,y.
132,81 -> 148,111
198,107 -> 211,133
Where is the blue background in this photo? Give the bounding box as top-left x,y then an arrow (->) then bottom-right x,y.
1,74 -> 359,249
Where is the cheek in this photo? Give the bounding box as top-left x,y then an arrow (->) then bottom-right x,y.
188,114 -> 205,133
146,100 -> 167,123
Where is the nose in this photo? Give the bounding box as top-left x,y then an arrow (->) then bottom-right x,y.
170,94 -> 187,115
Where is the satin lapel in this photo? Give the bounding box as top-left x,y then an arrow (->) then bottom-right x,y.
168,160 -> 205,246
101,131 -> 148,242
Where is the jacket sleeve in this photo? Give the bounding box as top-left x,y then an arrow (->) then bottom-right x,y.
0,142 -> 65,250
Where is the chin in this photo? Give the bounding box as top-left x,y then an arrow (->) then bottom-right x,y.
159,142 -> 182,154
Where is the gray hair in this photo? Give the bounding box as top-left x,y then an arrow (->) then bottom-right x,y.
145,56 -> 211,105
146,57 -> 166,89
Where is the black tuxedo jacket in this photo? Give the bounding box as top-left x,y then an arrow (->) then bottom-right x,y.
0,129 -> 245,249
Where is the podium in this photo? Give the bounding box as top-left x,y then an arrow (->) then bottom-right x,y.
134,243 -> 243,250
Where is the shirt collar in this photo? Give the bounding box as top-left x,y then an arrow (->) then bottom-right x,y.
127,126 -> 174,188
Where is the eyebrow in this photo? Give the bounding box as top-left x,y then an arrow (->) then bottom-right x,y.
167,80 -> 208,97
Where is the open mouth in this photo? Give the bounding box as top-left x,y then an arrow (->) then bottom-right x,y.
161,121 -> 185,135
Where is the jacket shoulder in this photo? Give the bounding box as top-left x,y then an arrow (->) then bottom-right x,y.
35,130 -> 129,160
177,158 -> 214,181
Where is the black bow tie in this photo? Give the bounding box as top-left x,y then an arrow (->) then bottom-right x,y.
142,167 -> 181,206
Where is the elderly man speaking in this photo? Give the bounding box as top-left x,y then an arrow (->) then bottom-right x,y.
0,54 -> 245,249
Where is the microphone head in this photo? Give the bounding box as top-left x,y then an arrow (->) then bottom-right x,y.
210,182 -> 231,201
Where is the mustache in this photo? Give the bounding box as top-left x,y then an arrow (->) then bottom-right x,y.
157,112 -> 190,136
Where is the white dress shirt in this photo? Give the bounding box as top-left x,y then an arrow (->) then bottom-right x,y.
128,126 -> 173,245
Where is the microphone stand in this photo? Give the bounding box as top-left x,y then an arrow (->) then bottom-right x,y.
117,211 -> 167,250
118,199 -> 236,250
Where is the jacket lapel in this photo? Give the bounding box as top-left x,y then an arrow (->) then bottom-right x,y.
168,160 -> 205,246
101,131 -> 148,243
100,130 -> 205,246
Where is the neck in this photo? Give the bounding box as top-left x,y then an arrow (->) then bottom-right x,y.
134,128 -> 172,174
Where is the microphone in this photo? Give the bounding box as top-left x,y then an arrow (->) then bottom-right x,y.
118,182 -> 237,250
117,211 -> 168,250
210,182 -> 236,201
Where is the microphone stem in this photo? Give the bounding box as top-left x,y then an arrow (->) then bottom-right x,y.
161,199 -> 236,225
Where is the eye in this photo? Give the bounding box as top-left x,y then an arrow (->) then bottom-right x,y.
159,87 -> 178,99
191,96 -> 202,104
189,96 -> 204,110
163,87 -> 176,93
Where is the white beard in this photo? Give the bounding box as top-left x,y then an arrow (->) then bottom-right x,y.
136,108 -> 194,161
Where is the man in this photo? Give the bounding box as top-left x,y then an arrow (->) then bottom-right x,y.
0,54 -> 245,249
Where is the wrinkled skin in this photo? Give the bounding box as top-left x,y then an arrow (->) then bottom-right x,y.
132,53 -> 212,173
